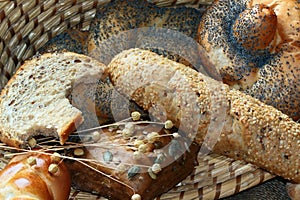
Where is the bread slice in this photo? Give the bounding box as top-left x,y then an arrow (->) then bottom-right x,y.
0,52 -> 106,148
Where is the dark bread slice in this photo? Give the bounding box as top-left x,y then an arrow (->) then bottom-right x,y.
65,124 -> 199,200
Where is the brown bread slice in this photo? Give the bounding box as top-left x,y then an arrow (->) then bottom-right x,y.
65,124 -> 199,200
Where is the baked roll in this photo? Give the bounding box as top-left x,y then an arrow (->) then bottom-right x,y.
0,153 -> 71,200
197,0 -> 300,120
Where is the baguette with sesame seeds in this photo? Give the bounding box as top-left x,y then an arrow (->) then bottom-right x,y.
107,48 -> 300,183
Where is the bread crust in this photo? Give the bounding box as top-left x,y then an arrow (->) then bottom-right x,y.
287,182 -> 300,200
107,48 -> 300,183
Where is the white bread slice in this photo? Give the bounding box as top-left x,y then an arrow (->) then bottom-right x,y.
0,52 -> 106,148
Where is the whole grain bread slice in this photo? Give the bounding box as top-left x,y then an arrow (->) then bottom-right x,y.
0,52 -> 106,148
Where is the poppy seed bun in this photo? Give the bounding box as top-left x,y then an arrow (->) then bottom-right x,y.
197,0 -> 300,120
87,0 -> 203,68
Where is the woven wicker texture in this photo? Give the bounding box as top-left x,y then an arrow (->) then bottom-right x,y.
0,0 -> 290,199
0,0 -> 111,89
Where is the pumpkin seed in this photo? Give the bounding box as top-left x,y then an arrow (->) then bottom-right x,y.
169,139 -> 182,159
154,153 -> 166,164
128,166 -> 140,179
103,150 -> 113,163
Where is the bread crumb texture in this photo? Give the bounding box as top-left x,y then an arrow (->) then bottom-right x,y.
0,52 -> 106,147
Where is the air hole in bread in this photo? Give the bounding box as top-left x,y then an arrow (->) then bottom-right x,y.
74,59 -> 82,63
8,100 -> 15,106
6,116 -> 11,123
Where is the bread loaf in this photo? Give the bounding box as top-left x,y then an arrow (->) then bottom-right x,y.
287,182 -> 300,200
87,0 -> 204,69
197,0 -> 300,120
38,30 -> 88,54
107,48 -> 300,183
0,49 -> 198,199
0,153 -> 71,200
0,52 -> 106,148
65,124 -> 199,200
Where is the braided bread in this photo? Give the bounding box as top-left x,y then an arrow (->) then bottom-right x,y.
197,0 -> 300,120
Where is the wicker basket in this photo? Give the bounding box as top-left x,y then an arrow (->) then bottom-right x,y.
0,0 -> 275,199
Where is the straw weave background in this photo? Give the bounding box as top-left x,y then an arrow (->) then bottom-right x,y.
0,0 -> 293,199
